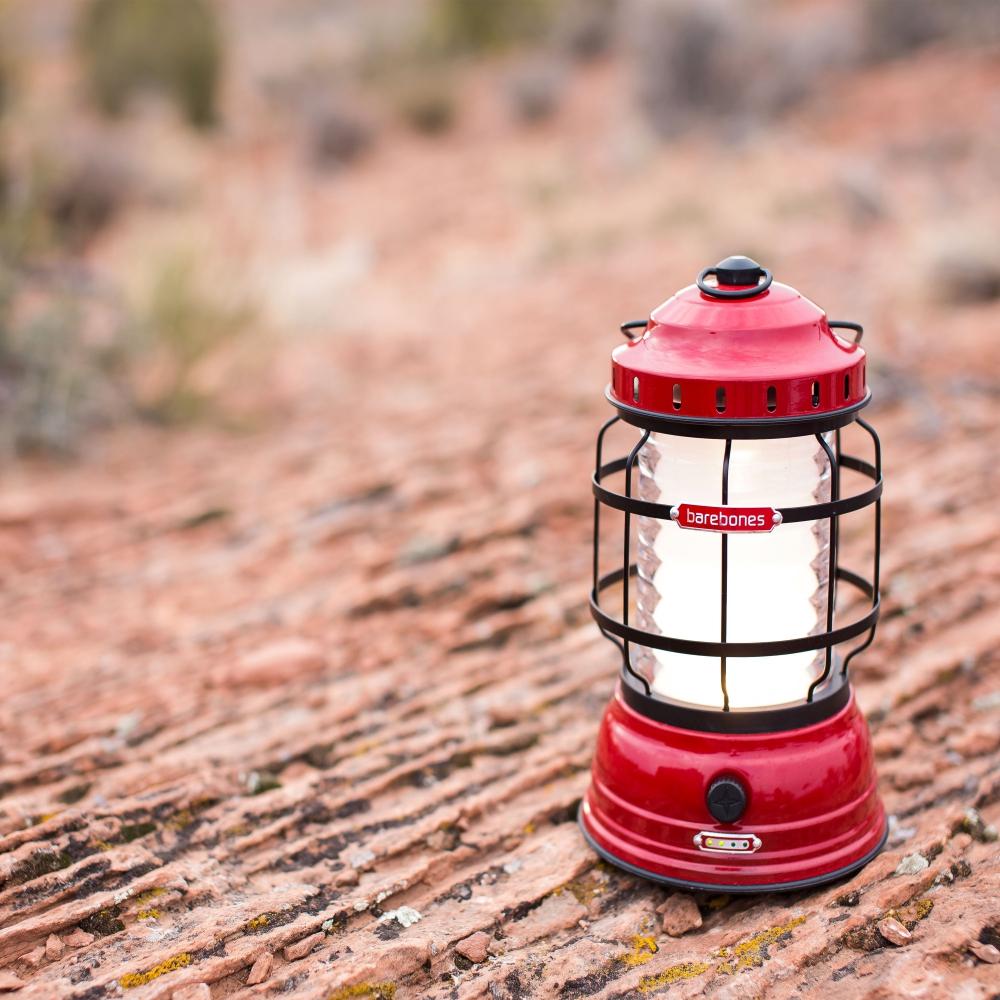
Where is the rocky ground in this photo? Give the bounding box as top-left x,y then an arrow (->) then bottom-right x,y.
0,33 -> 999,1000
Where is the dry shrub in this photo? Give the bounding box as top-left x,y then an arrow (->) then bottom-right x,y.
554,0 -> 621,60
863,0 -> 1000,61
424,0 -> 557,55
506,58 -> 566,124
0,140 -> 133,260
306,101 -> 376,170
131,252 -> 252,422
77,0 -> 223,129
626,0 -> 854,137
394,73 -> 458,135
0,270 -> 129,456
932,231 -> 1000,305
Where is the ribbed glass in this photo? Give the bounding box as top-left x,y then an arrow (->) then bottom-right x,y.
632,433 -> 832,709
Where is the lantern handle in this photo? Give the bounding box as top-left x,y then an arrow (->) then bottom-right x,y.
620,320 -> 647,342
697,265 -> 773,300
828,320 -> 863,345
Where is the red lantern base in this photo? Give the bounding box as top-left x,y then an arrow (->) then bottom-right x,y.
580,681 -> 886,892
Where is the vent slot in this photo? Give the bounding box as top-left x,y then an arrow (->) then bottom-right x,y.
811,381 -> 820,408
766,385 -> 777,413
672,383 -> 682,410
715,386 -> 727,413
632,376 -> 640,402
843,374 -> 850,400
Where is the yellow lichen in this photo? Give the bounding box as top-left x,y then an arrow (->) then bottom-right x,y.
638,961 -> 712,993
523,822 -> 536,835
716,915 -> 807,974
706,894 -> 731,911
94,840 -> 114,851
137,908 -> 161,920
621,934 -> 659,968
119,952 -> 192,989
560,871 -> 606,906
327,984 -> 397,1000
245,913 -> 270,931
883,897 -> 934,932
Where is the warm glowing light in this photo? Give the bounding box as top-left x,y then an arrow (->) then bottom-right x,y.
634,434 -> 831,709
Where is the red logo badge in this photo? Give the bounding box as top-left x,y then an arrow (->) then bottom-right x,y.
672,504 -> 781,533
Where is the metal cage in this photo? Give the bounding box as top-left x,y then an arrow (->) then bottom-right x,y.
590,362 -> 882,735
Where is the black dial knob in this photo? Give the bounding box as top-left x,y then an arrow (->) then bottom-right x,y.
706,776 -> 747,823
715,255 -> 763,287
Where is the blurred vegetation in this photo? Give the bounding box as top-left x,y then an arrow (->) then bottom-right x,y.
0,273 -> 127,456
132,252 -> 252,424
424,0 -> 558,55
77,0 -> 223,129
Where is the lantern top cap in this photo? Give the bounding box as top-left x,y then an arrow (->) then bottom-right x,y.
714,255 -> 763,286
609,258 -> 869,424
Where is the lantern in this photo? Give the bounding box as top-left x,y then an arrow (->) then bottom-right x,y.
580,256 -> 886,891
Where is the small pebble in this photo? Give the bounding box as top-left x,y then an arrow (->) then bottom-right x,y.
20,947 -> 45,969
657,893 -> 702,937
968,941 -> 1000,965
45,935 -> 64,961
247,951 -> 274,985
284,932 -> 324,961
0,970 -> 25,992
878,917 -> 912,947
64,929 -> 96,949
455,931 -> 491,964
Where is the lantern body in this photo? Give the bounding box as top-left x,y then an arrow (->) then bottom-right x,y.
580,258 -> 886,891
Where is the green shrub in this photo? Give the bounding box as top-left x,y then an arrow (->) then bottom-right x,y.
424,0 -> 556,55
77,0 -> 223,129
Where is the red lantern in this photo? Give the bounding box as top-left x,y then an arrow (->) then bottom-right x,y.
580,257 -> 886,891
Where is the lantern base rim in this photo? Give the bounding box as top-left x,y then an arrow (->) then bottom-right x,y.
577,807 -> 888,894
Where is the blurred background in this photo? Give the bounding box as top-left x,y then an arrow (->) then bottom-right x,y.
1,0 -> 999,713
0,0 -> 998,459
0,6 -> 999,994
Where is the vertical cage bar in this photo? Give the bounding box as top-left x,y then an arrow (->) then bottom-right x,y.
808,433 -> 839,702
842,418 -> 882,677
720,439 -> 732,712
623,429 -> 651,687
593,416 -> 628,664
593,416 -> 620,596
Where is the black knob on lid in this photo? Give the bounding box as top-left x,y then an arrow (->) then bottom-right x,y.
715,255 -> 763,287
706,776 -> 747,823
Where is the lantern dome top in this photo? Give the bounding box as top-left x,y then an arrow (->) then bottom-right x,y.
611,257 -> 867,425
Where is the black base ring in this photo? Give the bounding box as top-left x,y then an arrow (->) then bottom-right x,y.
578,808 -> 888,894
618,668 -> 851,734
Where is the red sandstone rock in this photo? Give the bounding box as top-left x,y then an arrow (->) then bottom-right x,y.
455,931 -> 491,963
284,932 -> 325,962
62,929 -> 95,948
247,950 -> 274,985
43,935 -> 63,961
225,637 -> 327,688
657,893 -> 703,936
968,941 -> 1000,964
172,986 -> 211,1000
0,971 -> 24,992
878,917 -> 913,947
